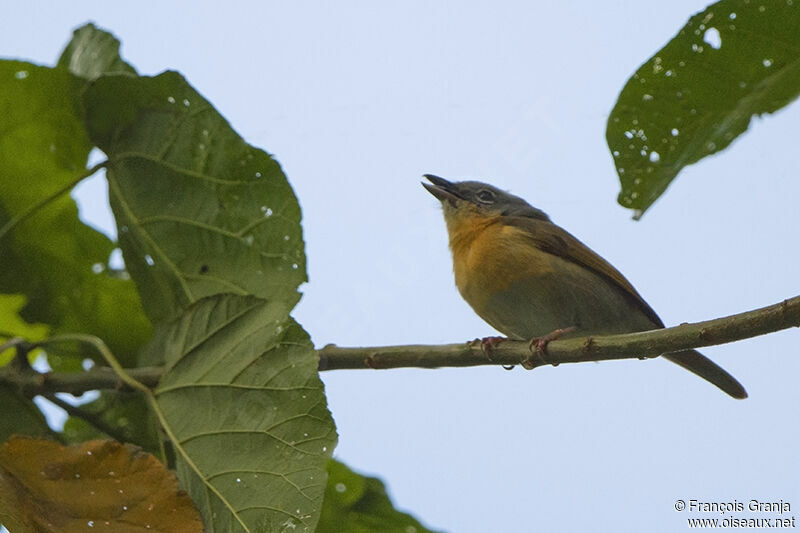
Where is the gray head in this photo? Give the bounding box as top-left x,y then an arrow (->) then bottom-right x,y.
422,174 -> 550,220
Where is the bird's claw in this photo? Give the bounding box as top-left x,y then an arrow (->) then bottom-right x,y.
522,326 -> 577,369
523,338 -> 549,370
469,336 -> 508,363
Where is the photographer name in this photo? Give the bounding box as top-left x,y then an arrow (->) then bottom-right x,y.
689,499 -> 791,515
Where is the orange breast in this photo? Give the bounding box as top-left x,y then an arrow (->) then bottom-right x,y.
445,209 -> 553,315
444,208 -> 659,339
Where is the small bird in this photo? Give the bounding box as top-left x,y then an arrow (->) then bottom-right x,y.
422,174 -> 747,399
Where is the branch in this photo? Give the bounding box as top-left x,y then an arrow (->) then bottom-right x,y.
0,365 -> 162,396
0,296 -> 797,395
318,295 -> 800,370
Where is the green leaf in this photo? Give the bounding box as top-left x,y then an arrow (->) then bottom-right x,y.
141,294 -> 336,532
607,0 -> 800,216
0,61 -> 151,367
318,460 -> 442,533
0,386 -> 51,444
81,64 -> 332,530
83,71 -> 307,324
0,294 -> 49,366
0,294 -> 52,443
57,22 -> 137,80
0,296 -> 51,444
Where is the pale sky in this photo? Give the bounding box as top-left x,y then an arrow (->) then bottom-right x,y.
2,2 -> 799,532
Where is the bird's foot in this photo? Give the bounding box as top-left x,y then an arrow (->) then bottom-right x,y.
469,336 -> 514,369
523,326 -> 577,370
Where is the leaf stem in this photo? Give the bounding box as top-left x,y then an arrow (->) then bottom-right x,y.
35,334 -> 151,394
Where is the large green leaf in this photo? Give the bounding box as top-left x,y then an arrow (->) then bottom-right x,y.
141,294 -> 336,532
57,23 -> 137,80
607,0 -> 800,216
318,460 -> 442,533
83,71 -> 307,324
0,61 -> 150,367
81,61 -> 332,531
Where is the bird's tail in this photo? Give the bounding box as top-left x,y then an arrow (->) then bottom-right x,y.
664,350 -> 747,399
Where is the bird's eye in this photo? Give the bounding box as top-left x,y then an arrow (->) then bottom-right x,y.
475,189 -> 496,204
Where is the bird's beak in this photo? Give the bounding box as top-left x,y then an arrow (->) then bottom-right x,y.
422,174 -> 462,205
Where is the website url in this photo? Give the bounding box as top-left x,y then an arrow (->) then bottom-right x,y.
688,516 -> 796,528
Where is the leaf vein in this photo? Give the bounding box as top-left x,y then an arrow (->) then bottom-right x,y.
179,428 -> 326,456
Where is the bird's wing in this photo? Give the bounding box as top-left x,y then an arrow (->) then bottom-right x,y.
507,216 -> 665,328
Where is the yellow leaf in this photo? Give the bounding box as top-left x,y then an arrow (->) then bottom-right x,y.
0,437 -> 202,532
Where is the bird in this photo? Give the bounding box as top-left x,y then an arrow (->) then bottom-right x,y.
422,174 -> 747,399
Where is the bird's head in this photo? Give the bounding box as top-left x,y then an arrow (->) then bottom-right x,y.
422,174 -> 549,223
